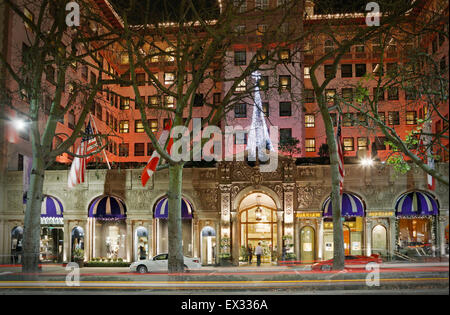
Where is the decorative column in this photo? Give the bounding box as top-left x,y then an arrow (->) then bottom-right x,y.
282,183 -> 295,246
219,184 -> 231,262
63,220 -> 70,262
366,219 -> 372,256
277,210 -> 284,260
215,220 -> 221,265
126,219 -> 132,262
193,218 -> 199,258
318,219 -> 323,260
148,220 -> 153,257
294,219 -> 300,261
231,211 -> 240,266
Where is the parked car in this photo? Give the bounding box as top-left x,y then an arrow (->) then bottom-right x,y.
312,254 -> 382,271
130,253 -> 201,273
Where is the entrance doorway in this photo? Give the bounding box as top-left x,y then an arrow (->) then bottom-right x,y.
239,193 -> 278,264
201,226 -> 216,265
300,226 -> 315,263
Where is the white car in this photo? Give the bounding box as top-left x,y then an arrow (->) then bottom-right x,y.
130,253 -> 201,273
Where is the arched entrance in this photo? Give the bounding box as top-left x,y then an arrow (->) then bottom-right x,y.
300,226 -> 315,263
40,195 -> 64,263
201,226 -> 216,265
71,226 -> 84,261
372,225 -> 388,256
239,193 -> 278,265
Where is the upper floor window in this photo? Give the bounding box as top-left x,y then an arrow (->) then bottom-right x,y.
234,50 -> 246,66
233,0 -> 247,13
135,120 -> 145,133
279,102 -> 292,117
406,111 -> 417,125
341,64 -> 352,78
255,0 -> 269,10
355,64 -> 366,77
279,75 -> 291,91
388,111 -> 400,125
343,137 -> 354,151
305,114 -> 315,128
234,103 -> 247,118
279,49 -> 290,62
119,120 -> 129,133
305,138 -> 316,152
164,72 -> 175,85
236,79 -> 247,92
324,39 -> 334,54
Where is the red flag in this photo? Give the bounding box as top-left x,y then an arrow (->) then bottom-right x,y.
141,121 -> 173,187
336,113 -> 344,194
68,121 -> 98,188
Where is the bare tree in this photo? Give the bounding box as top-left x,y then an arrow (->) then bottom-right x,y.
0,0 -> 121,272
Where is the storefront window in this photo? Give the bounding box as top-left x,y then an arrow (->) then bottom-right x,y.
136,227 -> 149,260
40,227 -> 63,263
11,226 -> 24,264
95,221 -> 126,260
398,218 -> 432,256
71,226 -> 84,261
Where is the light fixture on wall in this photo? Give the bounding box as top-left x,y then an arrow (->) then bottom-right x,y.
255,194 -> 262,221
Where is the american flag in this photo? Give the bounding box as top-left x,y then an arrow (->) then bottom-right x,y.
68,121 -> 98,188
336,113 -> 344,194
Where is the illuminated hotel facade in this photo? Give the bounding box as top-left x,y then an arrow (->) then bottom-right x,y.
0,0 -> 448,265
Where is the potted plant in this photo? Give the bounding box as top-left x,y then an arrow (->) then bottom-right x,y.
219,237 -> 232,266
73,248 -> 84,267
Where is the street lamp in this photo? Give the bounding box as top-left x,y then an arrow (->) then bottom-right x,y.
360,157 -> 374,167
12,117 -> 27,131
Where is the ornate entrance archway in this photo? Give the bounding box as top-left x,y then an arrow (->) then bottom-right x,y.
238,192 -> 278,265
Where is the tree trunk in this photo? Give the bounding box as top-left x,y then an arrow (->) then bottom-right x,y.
167,163 -> 185,273
22,156 -> 45,273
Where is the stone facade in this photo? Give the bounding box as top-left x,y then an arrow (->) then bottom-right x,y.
0,161 -> 448,265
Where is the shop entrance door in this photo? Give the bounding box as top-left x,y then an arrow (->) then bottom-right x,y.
300,226 -> 315,263
343,226 -> 350,256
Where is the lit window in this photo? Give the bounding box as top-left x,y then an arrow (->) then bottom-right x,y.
148,119 -> 158,133
23,8 -> 34,30
343,137 -> 354,151
279,49 -> 290,62
357,137 -> 368,151
305,114 -> 315,128
258,76 -> 269,90
164,95 -> 175,108
233,0 -> 247,13
256,24 -> 267,36
120,53 -> 129,65
120,97 -> 130,110
325,89 -> 336,104
304,67 -> 311,79
164,72 -> 175,85
236,79 -> 246,92
388,111 -> 400,125
165,47 -> 175,62
119,120 -> 129,133
255,0 -> 269,10
406,111 -> 417,125
148,95 -> 160,107
135,120 -> 144,133
279,75 -> 291,91
305,138 -> 315,152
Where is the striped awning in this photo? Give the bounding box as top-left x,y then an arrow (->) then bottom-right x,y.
89,195 -> 127,220
154,196 -> 193,219
41,195 -> 64,225
323,193 -> 365,217
395,191 -> 439,217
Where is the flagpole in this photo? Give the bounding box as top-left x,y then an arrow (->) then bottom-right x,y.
89,113 -> 111,170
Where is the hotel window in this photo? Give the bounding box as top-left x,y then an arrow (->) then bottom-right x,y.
256,49 -> 268,63
148,95 -> 160,107
148,119 -> 158,133
341,64 -> 352,78
388,86 -> 399,100
256,24 -> 267,36
164,95 -> 175,108
343,137 -> 354,151
193,93 -> 204,107
255,0 -> 269,10
378,112 -> 386,124
373,87 -> 384,101
357,137 -> 368,151
165,47 -> 175,62
325,89 -> 336,104
305,114 -> 315,128
149,48 -> 159,63
120,53 -> 129,65
234,50 -> 246,66
279,49 -> 290,62
262,102 -> 269,117
234,103 -> 247,118
324,65 -> 335,79
279,75 -> 291,91
236,79 -> 247,92
134,143 -> 145,156
388,111 -> 400,125
342,88 -> 353,102
136,73 -> 146,86
259,76 -> 269,90
119,143 -> 129,157
147,143 -> 154,156
324,39 -> 334,54
355,64 -> 366,77
279,102 -> 292,117
120,97 -> 130,110
135,120 -> 145,133
164,72 -> 175,85
304,89 -> 315,103
406,111 -> 417,125
343,113 -> 354,127
374,137 -> 387,150
279,128 -> 292,144
305,138 -> 316,152
304,66 -> 311,79
119,120 -> 129,133
233,0 -> 247,13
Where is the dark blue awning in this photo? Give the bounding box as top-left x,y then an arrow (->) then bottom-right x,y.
41,195 -> 64,224
89,195 -> 127,220
154,196 -> 193,219
395,191 -> 439,217
323,193 -> 365,217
